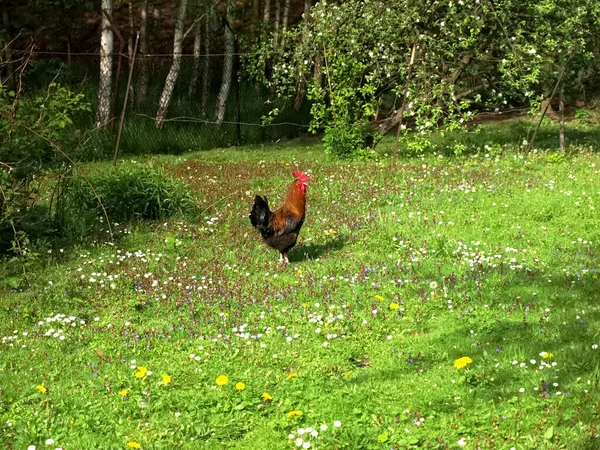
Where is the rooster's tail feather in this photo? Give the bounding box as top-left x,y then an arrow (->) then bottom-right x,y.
250,195 -> 273,237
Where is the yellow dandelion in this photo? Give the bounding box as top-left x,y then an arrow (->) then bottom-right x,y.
235,382 -> 246,391
127,442 -> 142,449
216,375 -> 229,386
135,366 -> 148,378
297,269 -> 303,275
287,410 -> 303,418
539,352 -> 553,359
119,390 -> 129,398
375,295 -> 384,301
454,357 -> 473,369
390,303 -> 399,310
286,373 -> 298,380
36,385 -> 47,393
302,303 -> 310,308
261,392 -> 273,401
162,374 -> 172,384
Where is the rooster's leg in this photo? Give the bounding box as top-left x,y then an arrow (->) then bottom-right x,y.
282,253 -> 289,264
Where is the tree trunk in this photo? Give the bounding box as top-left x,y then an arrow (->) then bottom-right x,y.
201,12 -> 210,119
313,54 -> 322,88
280,0 -> 290,48
273,0 -> 280,47
293,0 -> 312,110
281,0 -> 290,33
137,0 -> 149,104
215,0 -> 234,126
559,87 -> 565,153
540,96 -> 558,120
189,20 -> 202,97
128,1 -> 134,59
155,0 -> 188,128
252,0 -> 261,32
263,0 -> 270,24
66,31 -> 72,66
235,40 -> 241,144
1,8 -> 14,90
127,0 -> 135,104
96,0 -> 114,127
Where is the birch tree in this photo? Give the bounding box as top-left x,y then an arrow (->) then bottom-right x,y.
263,0 -> 270,24
281,0 -> 290,44
201,12 -> 210,119
189,20 -> 202,97
155,0 -> 188,127
137,0 -> 149,104
127,0 -> 135,103
215,0 -> 234,125
96,0 -> 114,127
273,0 -> 280,48
294,0 -> 312,109
127,0 -> 135,59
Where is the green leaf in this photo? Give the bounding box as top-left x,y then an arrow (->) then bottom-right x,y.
544,426 -> 554,440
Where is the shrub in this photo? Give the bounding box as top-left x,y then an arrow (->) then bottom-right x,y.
1,82 -> 91,255
323,120 -> 370,159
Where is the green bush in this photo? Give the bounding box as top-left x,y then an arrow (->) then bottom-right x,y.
1,82 -> 91,255
57,165 -> 194,233
323,120 -> 369,159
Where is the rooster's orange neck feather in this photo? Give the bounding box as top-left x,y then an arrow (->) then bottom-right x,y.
282,181 -> 306,218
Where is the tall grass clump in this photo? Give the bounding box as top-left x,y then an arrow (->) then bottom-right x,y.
57,165 -> 194,236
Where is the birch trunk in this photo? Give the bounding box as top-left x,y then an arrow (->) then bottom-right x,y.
201,13 -> 210,119
281,0 -> 290,40
189,20 -> 201,97
96,0 -> 114,127
137,1 -> 149,103
293,0 -> 312,109
263,0 -> 270,24
128,1 -> 134,59
155,0 -> 188,128
215,0 -> 234,125
273,0 -> 280,48
559,87 -> 566,153
127,0 -> 135,104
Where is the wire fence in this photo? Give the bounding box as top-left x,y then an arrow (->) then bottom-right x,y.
14,52 -> 314,158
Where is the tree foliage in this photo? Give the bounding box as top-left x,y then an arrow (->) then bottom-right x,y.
248,0 -> 600,156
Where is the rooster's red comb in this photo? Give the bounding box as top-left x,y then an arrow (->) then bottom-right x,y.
292,171 -> 309,183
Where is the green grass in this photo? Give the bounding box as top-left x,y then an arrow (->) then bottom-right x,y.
2,119 -> 600,449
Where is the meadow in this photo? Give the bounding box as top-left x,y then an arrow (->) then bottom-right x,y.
1,119 -> 600,449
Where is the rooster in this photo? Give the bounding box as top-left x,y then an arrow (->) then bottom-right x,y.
249,171 -> 309,264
